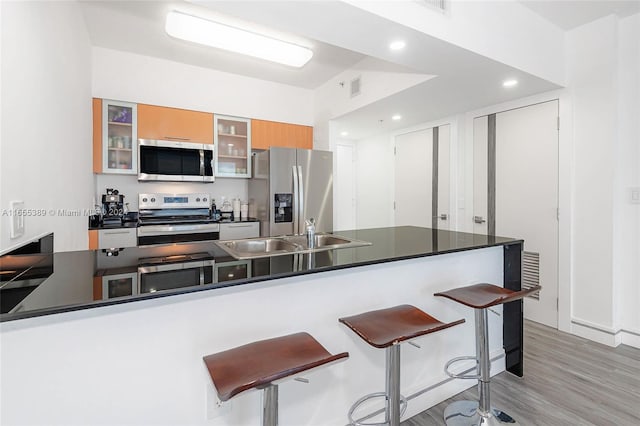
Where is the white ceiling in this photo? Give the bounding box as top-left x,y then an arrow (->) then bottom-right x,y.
519,0 -> 640,30
79,0 -> 369,89
80,0 -> 610,140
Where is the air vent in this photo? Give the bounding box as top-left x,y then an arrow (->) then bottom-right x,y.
522,251 -> 540,300
418,0 -> 449,13
350,76 -> 361,98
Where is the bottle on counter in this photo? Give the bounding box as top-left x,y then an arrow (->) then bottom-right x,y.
232,197 -> 241,221
211,199 -> 218,220
240,201 -> 248,220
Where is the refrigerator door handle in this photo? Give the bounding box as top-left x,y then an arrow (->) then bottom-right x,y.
292,165 -> 299,234
297,165 -> 304,235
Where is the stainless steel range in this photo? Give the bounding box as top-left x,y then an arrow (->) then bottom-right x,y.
137,193 -> 219,246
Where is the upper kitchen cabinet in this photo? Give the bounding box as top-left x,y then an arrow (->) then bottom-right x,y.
251,119 -> 313,150
94,99 -> 138,174
214,115 -> 251,178
138,104 -> 213,144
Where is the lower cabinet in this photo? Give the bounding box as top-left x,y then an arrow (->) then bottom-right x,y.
97,228 -> 137,249
219,222 -> 259,240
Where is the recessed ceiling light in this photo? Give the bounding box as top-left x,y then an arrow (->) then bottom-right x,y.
340,131 -> 349,137
165,11 -> 313,67
503,79 -> 518,88
392,114 -> 402,121
389,40 -> 406,51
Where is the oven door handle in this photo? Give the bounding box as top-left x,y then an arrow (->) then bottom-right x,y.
138,259 -> 215,274
199,149 -> 205,178
137,223 -> 220,237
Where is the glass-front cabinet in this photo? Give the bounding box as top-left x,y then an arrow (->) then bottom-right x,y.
102,100 -> 137,174
214,115 -> 251,178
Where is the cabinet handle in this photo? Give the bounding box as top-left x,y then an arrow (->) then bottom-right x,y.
227,224 -> 253,228
103,231 -> 131,235
164,136 -> 190,141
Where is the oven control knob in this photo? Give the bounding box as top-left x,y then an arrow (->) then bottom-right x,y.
151,198 -> 156,202
196,197 -> 201,202
142,197 -> 148,203
203,197 -> 207,202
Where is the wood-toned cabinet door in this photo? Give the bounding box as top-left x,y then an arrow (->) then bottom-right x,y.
251,119 -> 312,150
88,230 -> 98,250
138,104 -> 213,144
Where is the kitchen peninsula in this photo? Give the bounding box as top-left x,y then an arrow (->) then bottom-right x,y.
1,226 -> 524,425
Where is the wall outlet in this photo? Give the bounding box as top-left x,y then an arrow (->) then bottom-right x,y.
207,383 -> 231,420
9,201 -> 25,239
631,187 -> 640,204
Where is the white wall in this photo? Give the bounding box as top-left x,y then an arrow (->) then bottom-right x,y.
616,13 -> 640,346
566,15 -> 618,341
92,47 -> 316,209
93,47 -> 314,125
0,1 -> 92,253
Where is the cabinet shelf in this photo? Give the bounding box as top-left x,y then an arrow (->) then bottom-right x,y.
218,133 -> 247,138
108,148 -> 133,152
214,114 -> 251,178
108,121 -> 133,127
218,154 -> 248,160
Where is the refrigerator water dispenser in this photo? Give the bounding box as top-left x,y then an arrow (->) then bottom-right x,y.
274,193 -> 293,223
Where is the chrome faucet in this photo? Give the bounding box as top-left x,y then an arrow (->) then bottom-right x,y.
305,218 -> 316,249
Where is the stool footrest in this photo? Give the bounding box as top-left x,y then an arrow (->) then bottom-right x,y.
444,356 -> 480,380
348,392 -> 408,426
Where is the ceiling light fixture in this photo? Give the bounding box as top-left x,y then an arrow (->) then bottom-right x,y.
389,40 -> 406,51
502,79 -> 518,88
392,114 -> 402,121
340,131 -> 349,137
165,11 -> 313,67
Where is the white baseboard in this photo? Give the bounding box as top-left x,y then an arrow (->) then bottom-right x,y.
621,330 -> 640,348
570,317 -> 621,347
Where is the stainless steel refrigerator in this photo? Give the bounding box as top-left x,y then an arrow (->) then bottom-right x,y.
248,148 -> 333,237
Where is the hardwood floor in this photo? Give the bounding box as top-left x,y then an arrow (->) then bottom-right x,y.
403,320 -> 640,426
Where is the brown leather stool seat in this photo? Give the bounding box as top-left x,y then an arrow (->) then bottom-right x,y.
434,283 -> 540,310
434,283 -> 541,426
203,332 -> 348,426
339,305 -> 465,426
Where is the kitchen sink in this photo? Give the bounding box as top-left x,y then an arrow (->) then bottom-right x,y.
218,238 -> 301,257
282,234 -> 355,249
215,233 -> 371,260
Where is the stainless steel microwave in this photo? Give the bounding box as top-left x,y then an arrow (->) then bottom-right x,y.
138,139 -> 214,182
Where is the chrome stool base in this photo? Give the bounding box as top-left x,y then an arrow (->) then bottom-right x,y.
444,400 -> 519,426
347,391 -> 408,426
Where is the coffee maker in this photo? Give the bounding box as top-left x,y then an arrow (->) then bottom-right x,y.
101,188 -> 125,225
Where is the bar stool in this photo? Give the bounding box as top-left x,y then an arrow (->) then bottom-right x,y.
339,304 -> 465,426
434,283 -> 541,426
203,332 -> 349,426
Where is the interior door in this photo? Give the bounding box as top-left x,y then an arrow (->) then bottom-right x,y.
394,128 -> 432,227
473,101 -> 559,328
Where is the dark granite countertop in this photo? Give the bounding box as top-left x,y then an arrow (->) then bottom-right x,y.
0,227 -> 521,322
88,217 -> 259,230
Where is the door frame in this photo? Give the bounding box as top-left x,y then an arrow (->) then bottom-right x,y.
463,89 -> 572,333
